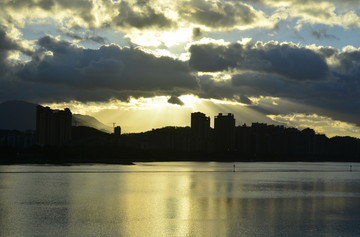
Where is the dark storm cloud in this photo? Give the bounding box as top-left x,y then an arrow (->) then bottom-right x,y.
192,27 -> 204,40
167,96 -> 184,106
189,41 -> 329,81
189,44 -> 236,72
0,25 -> 32,76
0,27 -> 18,51
196,75 -> 235,99
231,71 -> 360,125
3,0 -> 92,10
37,36 -> 76,54
15,36 -> 198,102
0,27 -> 18,69
316,46 -> 338,58
1,0 -> 177,33
186,39 -> 360,125
114,0 -> 175,29
2,0 -> 96,26
231,72 -> 307,99
239,95 -> 253,104
0,78 -> 137,103
179,0 -> 258,30
334,50 -> 360,74
229,46 -> 360,125
195,75 -> 251,104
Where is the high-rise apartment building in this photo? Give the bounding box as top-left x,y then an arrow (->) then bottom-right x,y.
214,113 -> 235,151
36,105 -> 72,146
191,112 -> 211,151
114,126 -> 121,136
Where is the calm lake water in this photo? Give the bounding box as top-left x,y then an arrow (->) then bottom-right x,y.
1,162 -> 360,237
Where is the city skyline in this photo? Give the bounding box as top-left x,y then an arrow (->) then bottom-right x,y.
1,99 -> 360,140
1,1 -> 360,138
2,108 -> 360,163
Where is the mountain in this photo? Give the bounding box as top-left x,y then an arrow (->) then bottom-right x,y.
0,100 -> 111,133
0,100 -> 37,131
72,114 -> 112,133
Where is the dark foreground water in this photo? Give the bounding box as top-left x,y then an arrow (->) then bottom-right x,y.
0,162 -> 360,237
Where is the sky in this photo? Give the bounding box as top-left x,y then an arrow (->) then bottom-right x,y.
1,0 -> 360,137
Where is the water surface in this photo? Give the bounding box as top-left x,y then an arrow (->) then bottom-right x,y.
1,162 -> 360,236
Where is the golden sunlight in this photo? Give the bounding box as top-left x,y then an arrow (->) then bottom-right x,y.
268,113 -> 360,138
126,27 -> 192,48
42,95 -> 273,133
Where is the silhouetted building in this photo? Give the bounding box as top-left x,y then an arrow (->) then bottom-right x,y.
191,112 -> 211,151
114,126 -> 121,136
36,105 -> 72,146
0,130 -> 36,148
214,113 -> 235,151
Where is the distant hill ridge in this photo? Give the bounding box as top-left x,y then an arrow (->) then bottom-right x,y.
0,100 -> 111,133
72,113 -> 112,133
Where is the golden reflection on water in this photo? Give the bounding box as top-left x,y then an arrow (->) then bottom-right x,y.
64,172 -> 359,236
1,163 -> 360,236
118,173 -> 193,236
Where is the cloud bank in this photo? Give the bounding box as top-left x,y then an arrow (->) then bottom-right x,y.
1,35 -> 360,127
2,0 -> 360,36
190,40 -> 360,126
1,36 -> 197,102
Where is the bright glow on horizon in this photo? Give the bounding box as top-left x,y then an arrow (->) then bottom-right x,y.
42,95 -> 275,133
268,113 -> 360,138
42,95 -> 360,138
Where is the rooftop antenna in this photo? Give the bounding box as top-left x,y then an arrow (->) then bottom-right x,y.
113,122 -> 116,128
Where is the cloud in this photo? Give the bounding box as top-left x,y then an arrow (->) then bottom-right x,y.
167,96 -> 184,105
3,35 -> 358,129
0,0 -> 280,34
330,48 -> 360,75
0,0 -> 97,28
12,36 -> 198,102
0,25 -> 33,76
0,0 -> 177,32
185,39 -> 360,127
267,113 -> 360,138
179,0 -> 254,27
1,0 -> 359,47
239,95 -> 253,105
178,0 -> 272,30
311,28 -> 338,40
196,74 -> 237,100
192,27 -> 204,40
0,27 -> 18,71
266,0 -> 360,28
189,40 -> 330,81
229,66 -> 360,125
59,28 -> 108,44
113,0 -> 175,30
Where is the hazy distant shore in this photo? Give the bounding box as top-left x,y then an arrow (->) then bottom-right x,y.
1,149 -> 359,165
